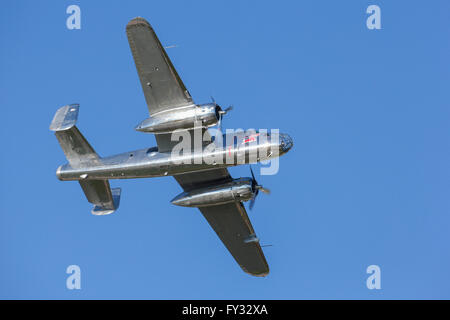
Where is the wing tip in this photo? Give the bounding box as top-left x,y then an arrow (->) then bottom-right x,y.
242,266 -> 270,277
126,17 -> 152,29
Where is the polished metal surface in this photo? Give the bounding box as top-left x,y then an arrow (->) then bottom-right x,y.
52,17 -> 294,277
49,104 -> 79,131
126,17 -> 193,115
50,104 -> 122,214
55,129 -> 291,181
244,233 -> 260,244
135,103 -> 220,134
171,178 -> 254,207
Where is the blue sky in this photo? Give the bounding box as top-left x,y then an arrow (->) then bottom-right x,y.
1,0 -> 449,299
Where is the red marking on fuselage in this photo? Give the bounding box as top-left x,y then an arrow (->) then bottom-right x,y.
243,133 -> 260,144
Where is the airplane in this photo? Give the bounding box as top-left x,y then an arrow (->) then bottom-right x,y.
50,17 -> 293,277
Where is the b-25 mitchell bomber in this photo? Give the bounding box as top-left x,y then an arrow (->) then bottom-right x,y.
50,17 -> 293,276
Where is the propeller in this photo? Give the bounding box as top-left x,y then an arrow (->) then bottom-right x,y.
249,166 -> 271,210
211,96 -> 233,132
217,105 -> 233,131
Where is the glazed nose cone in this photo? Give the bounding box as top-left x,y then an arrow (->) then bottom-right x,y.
279,133 -> 293,154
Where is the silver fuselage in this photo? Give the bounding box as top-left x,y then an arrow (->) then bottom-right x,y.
57,133 -> 293,181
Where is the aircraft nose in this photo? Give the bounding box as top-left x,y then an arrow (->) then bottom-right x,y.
279,133 -> 293,154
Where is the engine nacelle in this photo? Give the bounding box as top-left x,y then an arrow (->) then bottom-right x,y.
135,103 -> 220,134
171,177 -> 254,207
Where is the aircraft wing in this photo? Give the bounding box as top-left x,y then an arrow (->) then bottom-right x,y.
127,17 -> 197,153
174,170 -> 270,276
126,17 -> 193,116
126,17 -> 269,275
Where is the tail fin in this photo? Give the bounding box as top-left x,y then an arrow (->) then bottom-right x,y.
50,104 -> 100,168
51,104 -> 121,215
79,180 -> 121,215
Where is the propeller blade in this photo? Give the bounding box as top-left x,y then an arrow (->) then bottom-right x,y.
250,165 -> 256,183
218,112 -> 223,132
258,186 -> 271,195
223,105 -> 233,114
214,100 -> 232,132
249,198 -> 256,210
248,166 -> 270,210
218,105 -> 233,115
